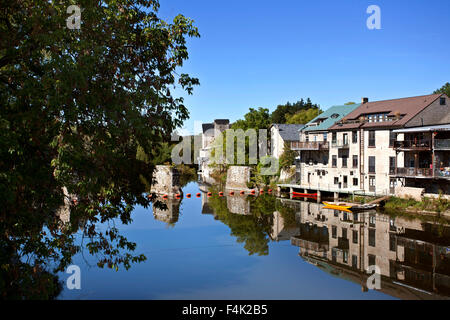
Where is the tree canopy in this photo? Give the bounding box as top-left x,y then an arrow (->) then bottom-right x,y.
285,107 -> 322,124
270,98 -> 320,124
434,82 -> 450,97
0,0 -> 199,298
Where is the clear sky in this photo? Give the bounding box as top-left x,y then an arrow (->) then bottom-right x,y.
157,0 -> 450,134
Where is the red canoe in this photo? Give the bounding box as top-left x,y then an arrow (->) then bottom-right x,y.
292,192 -> 318,197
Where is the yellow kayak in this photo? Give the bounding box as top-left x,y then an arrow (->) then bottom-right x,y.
322,201 -> 352,212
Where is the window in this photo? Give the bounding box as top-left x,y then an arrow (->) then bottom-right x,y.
352,131 -> 357,143
342,228 -> 347,239
334,177 -> 339,185
342,157 -> 347,168
352,155 -> 358,168
369,229 -> 376,247
343,250 -> 348,263
389,234 -> 396,251
305,134 -> 309,142
332,132 -> 337,144
323,133 -> 328,142
389,130 -> 396,147
368,131 -> 375,147
352,255 -> 358,268
369,156 -> 375,173
352,230 -> 358,244
369,214 -> 376,227
332,155 -> 337,168
369,176 -> 376,190
343,133 -> 348,145
332,226 -> 337,239
441,97 -> 446,105
389,157 -> 396,174
368,254 -> 376,267
353,178 -> 358,186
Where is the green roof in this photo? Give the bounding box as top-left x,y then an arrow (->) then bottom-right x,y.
302,104 -> 361,133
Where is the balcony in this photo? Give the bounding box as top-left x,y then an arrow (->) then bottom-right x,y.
291,141 -> 329,151
394,139 -> 431,151
331,140 -> 349,148
391,167 -> 433,178
435,139 -> 450,150
336,237 -> 349,250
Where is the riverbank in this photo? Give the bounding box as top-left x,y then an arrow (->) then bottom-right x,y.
343,194 -> 450,218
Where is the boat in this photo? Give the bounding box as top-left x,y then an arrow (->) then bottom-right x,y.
292,192 -> 318,198
322,201 -> 378,212
322,202 -> 352,212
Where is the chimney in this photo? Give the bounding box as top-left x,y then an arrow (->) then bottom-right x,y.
362,97 -> 369,104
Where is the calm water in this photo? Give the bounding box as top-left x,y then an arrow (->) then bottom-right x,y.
57,182 -> 450,300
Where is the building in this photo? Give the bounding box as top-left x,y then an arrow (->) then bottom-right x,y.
269,123 -> 305,159
198,119 -> 230,180
293,104 -> 360,191
280,93 -> 450,197
328,93 -> 450,196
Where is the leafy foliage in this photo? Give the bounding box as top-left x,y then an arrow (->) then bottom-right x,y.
270,98 -> 320,124
285,107 -> 322,124
434,82 -> 450,97
0,0 -> 199,298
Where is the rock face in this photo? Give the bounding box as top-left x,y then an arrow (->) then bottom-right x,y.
225,166 -> 252,191
151,165 -> 182,196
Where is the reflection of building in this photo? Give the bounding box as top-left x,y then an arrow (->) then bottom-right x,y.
270,211 -> 298,241
152,197 -> 180,224
291,202 -> 450,299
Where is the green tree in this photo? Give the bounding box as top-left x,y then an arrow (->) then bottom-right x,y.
344,102 -> 356,105
232,107 -> 271,130
0,0 -> 199,298
270,98 -> 320,124
285,107 -> 322,124
434,82 -> 450,97
279,142 -> 297,170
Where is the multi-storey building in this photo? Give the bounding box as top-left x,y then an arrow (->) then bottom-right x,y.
293,104 -> 360,192
281,93 -> 450,197
328,93 -> 450,196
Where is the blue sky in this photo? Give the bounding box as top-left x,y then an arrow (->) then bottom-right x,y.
157,0 -> 450,134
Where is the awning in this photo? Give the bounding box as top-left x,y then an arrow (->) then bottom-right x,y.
393,124 -> 450,133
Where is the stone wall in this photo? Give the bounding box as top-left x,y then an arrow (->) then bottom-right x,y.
225,166 -> 252,190
395,186 -> 424,201
151,165 -> 182,196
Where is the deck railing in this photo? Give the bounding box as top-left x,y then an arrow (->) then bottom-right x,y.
394,139 -> 431,150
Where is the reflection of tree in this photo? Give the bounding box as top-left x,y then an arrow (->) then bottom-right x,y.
207,190 -> 289,256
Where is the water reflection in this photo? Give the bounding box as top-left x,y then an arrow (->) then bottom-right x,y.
201,189 -> 450,299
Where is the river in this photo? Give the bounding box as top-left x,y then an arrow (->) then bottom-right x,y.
57,181 -> 450,300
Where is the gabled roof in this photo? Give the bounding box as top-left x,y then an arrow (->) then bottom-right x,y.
302,104 -> 361,133
329,94 -> 443,130
271,124 -> 305,141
